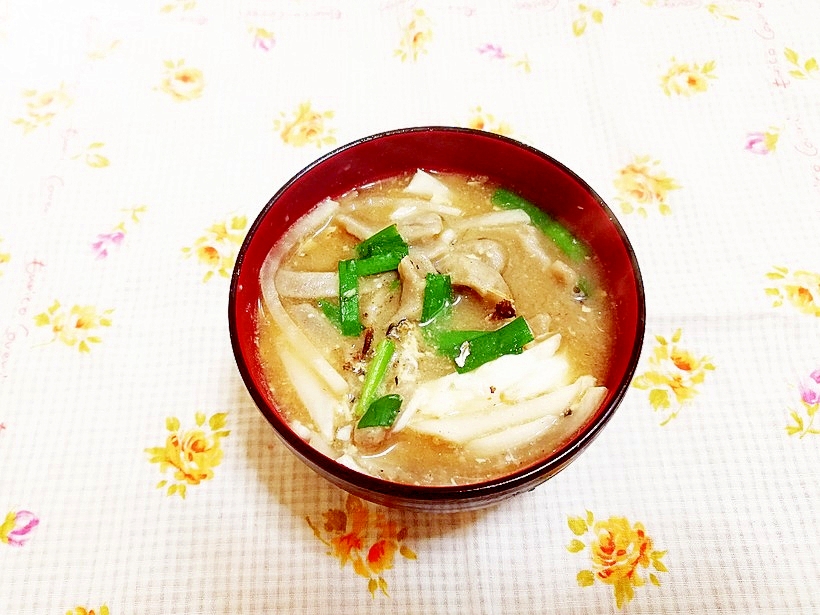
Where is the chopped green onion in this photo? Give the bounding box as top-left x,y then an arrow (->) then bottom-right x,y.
421,273 -> 453,324
450,316 -> 534,373
338,259 -> 363,336
491,188 -> 588,262
317,299 -> 343,331
354,225 -> 409,277
355,224 -> 409,259
427,328 -> 485,358
354,251 -> 407,277
357,394 -> 403,429
355,338 -> 396,417
329,227 -> 410,338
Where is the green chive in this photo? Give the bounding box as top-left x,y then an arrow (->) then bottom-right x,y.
355,338 -> 396,417
317,299 -> 343,331
338,259 -> 363,336
440,316 -> 534,374
357,394 -> 403,429
491,188 -> 588,262
421,273 -> 453,324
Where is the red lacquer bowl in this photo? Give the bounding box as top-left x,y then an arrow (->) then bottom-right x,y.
229,126 -> 645,512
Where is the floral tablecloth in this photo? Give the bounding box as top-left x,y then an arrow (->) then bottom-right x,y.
2,1 -> 819,613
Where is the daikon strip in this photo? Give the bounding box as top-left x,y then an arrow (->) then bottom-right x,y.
336,453 -> 370,474
499,354 -> 572,402
260,198 -> 349,396
571,386 -> 608,421
467,386 -> 608,458
450,209 -> 530,230
466,415 -> 558,457
408,376 -> 592,444
275,339 -> 346,442
275,270 -> 338,298
390,201 -> 463,219
404,169 -> 452,204
286,302 -> 344,353
392,334 -> 564,431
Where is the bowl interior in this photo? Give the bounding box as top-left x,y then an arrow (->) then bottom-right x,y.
230,127 -> 645,511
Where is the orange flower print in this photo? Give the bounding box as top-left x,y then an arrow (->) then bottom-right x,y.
158,59 -> 205,102
765,266 -> 820,317
12,83 -> 73,133
182,213 -> 247,282
661,58 -> 717,96
0,237 -> 9,276
146,412 -> 230,498
567,511 -> 668,610
613,155 -> 681,217
33,301 -> 113,353
465,106 -> 513,137
572,3 -> 604,37
273,101 -> 336,148
394,8 -> 433,62
631,328 -> 715,425
66,606 -> 109,615
307,494 -> 417,597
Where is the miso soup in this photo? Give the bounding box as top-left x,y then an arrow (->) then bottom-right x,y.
256,170 -> 615,486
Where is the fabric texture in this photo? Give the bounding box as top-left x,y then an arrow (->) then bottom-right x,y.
1,1 -> 819,613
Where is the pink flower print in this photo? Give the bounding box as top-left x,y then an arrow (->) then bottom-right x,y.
253,35 -> 273,51
799,370 -> 820,405
91,230 -> 125,259
250,27 -> 275,52
1,510 -> 40,546
745,128 -> 779,155
745,133 -> 769,154
477,43 -> 506,59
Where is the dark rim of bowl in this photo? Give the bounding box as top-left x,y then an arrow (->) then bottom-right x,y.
229,126 -> 646,506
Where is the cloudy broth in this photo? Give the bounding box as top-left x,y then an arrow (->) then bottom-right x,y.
257,171 -> 615,485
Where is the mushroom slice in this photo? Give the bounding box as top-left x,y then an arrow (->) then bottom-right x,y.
436,252 -> 513,304
393,249 -> 438,322
334,213 -> 378,241
454,238 -> 507,271
396,211 -> 443,243
549,259 -> 579,287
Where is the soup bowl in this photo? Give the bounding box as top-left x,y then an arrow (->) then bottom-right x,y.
230,126 -> 645,512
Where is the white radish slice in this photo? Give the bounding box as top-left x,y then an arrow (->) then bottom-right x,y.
275,339 -> 344,442
466,415 -> 558,457
275,270 -> 338,298
393,334 -> 564,431
408,376 -> 591,444
260,198 -> 349,396
404,169 -> 452,203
